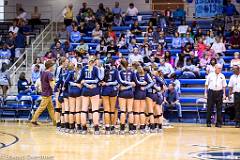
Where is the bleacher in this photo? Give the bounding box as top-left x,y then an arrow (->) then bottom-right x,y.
0,11 -> 238,123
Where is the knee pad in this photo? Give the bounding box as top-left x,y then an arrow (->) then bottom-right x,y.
154,115 -> 160,118
104,111 -> 110,114
120,111 -> 126,114
128,111 -> 133,115
55,108 -> 62,113
159,113 -> 163,117
70,112 -> 75,115
148,113 -> 154,116
88,109 -> 92,113
81,111 -> 88,114
139,112 -> 145,115
75,111 -> 81,114
64,111 -> 70,115
92,110 -> 99,113
109,112 -> 115,115
145,113 -> 149,117
133,112 -> 139,115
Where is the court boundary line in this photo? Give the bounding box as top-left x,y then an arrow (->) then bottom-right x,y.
110,134 -> 153,160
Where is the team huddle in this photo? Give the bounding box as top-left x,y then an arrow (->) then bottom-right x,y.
54,56 -> 166,135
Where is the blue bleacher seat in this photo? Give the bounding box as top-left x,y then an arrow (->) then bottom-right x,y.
166,79 -> 230,85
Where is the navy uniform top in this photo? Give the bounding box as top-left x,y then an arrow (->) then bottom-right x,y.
77,65 -> 100,88
134,72 -> 154,91
117,69 -> 135,91
55,68 -> 68,92
103,69 -> 118,86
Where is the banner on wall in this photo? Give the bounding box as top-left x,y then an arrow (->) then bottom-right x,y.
195,0 -> 223,17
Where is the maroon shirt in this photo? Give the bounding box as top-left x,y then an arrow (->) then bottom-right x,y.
41,71 -> 54,97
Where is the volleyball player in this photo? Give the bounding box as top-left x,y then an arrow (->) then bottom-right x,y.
117,59 -> 136,135
101,61 -> 118,134
77,57 -> 102,135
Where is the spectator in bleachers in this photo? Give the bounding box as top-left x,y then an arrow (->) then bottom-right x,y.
231,20 -> 240,33
166,20 -> 177,36
206,58 -> 217,74
0,43 -> 11,65
105,7 -> 114,25
6,31 -> 15,62
157,12 -> 167,29
85,9 -> 96,31
229,30 -> 240,49
70,26 -> 81,43
20,20 -> 31,45
197,37 -> 207,53
51,41 -> 65,57
186,27 -> 194,39
0,62 -> 11,98
98,16 -> 108,32
75,39 -> 89,56
107,40 -> 119,56
223,0 -> 238,16
14,32 -> 25,61
96,39 -> 107,56
77,2 -> 88,23
126,3 -> 138,17
194,28 -> 203,42
230,52 -> 240,67
17,8 -> 28,21
128,38 -> 138,53
180,58 -> 200,79
62,4 -> 73,27
200,53 -> 211,70
146,22 -> 154,38
112,2 -> 122,15
177,21 -> 188,35
188,51 -> 199,67
164,51 -> 174,67
159,59 -> 174,78
43,51 -> 56,62
128,47 -> 143,64
153,26 -> 162,43
130,20 -> 142,36
173,6 -> 186,22
17,72 -> 30,94
183,43 -> 193,58
175,52 -> 185,69
170,73 -> 181,95
204,45 -> 216,60
211,36 -> 226,55
66,21 -> 77,36
107,26 -> 117,42
92,23 -> 103,42
113,14 -> 122,26
31,64 -> 41,84
204,30 -> 215,46
9,20 -> 19,36
212,15 -> 225,32
78,21 -> 87,36
29,6 -> 41,29
32,57 -> 44,72
171,32 -> 182,49
216,53 -> 225,66
96,3 -> 106,20
140,35 -> 152,58
117,34 -> 128,49
62,40 -> 73,53
181,32 -> 194,45
163,82 -> 182,122
57,27 -> 68,41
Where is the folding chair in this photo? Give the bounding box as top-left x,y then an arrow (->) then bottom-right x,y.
18,95 -> 33,120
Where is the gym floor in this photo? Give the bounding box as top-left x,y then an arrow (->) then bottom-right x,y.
0,122 -> 240,160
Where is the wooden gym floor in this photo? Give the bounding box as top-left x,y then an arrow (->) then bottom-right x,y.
0,122 -> 240,160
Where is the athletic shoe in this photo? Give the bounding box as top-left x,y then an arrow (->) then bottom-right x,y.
105,131 -> 110,135
157,129 -> 163,133
31,121 -> 39,126
119,130 -> 125,135
150,129 -> 156,133
64,128 -> 70,133
81,130 -> 87,135
110,129 -> 115,134
69,129 -> 74,134
129,130 -> 134,135
140,129 -> 145,134
94,131 -> 100,135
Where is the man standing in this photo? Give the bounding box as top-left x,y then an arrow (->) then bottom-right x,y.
228,65 -> 240,128
205,64 -> 227,128
62,4 -> 73,27
31,60 -> 56,126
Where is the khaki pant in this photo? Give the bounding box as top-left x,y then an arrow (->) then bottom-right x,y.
31,96 -> 56,125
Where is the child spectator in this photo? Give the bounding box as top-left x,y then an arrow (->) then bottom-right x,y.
70,26 -> 81,43
92,23 -> 103,42
230,52 -> 240,67
171,32 -> 182,49
17,72 -> 30,94
32,64 -> 41,84
75,39 -> 89,56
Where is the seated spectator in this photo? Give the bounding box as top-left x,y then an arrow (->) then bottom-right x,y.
140,35 -> 152,58
113,14 -> 122,26
5,31 -> 15,62
107,26 -> 117,42
230,52 -> 240,67
186,26 -> 194,39
206,58 -> 217,74
153,26 -> 162,44
164,51 -> 174,67
156,11 -> 167,29
105,7 -> 114,25
15,32 -> 26,61
78,21 -> 87,36
159,59 -> 174,78
32,57 -> 44,72
204,45 -> 216,60
107,40 -> 118,56
9,20 -> 19,35
128,47 -> 143,64
31,64 -> 41,84
183,42 -> 193,57
130,20 -> 142,35
216,53 -> 225,65
155,44 -> 164,58
29,6 -> 41,29
17,72 -> 30,94
211,36 -> 226,55
204,30 -> 215,46
173,6 -> 186,21
57,27 -> 68,41
181,32 -> 194,45
42,51 -> 56,62
200,53 -> 211,70
194,28 -> 203,42
175,52 -> 185,69
96,3 -> 106,20
112,1 -> 122,15
70,26 -> 81,43
84,9 -> 96,31
229,30 -> 240,49
126,3 -> 138,17
117,34 -> 128,49
75,39 -> 89,56
171,32 -> 182,49
66,21 -> 77,36
223,0 -> 238,16
180,58 -> 200,79
197,37 -> 207,53
212,15 -> 225,32
92,23 -> 103,42
52,41 -> 65,57
96,39 -> 107,56
189,51 -> 200,67
163,82 -> 182,122
19,20 -> 31,45
77,2 -> 88,23
177,21 -> 188,34
0,43 -> 11,65
0,63 -> 11,98
17,8 -> 27,21
128,38 -> 139,53
158,31 -> 167,48
170,73 -> 181,95
167,20 -> 177,36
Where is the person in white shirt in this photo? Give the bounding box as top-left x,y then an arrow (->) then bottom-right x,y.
9,21 -> 19,35
92,23 -> 103,42
211,36 -> 226,54
126,3 -> 138,16
204,63 -> 227,128
128,47 -> 143,64
230,52 -> 240,67
228,65 -> 240,128
177,21 -> 188,34
159,59 -> 174,78
17,8 -> 28,21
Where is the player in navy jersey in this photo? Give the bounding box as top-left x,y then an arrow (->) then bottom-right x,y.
64,63 -> 82,133
101,61 -> 118,134
117,59 -> 136,134
77,57 -> 102,135
153,68 -> 167,132
134,65 -> 155,133
54,57 -> 68,129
